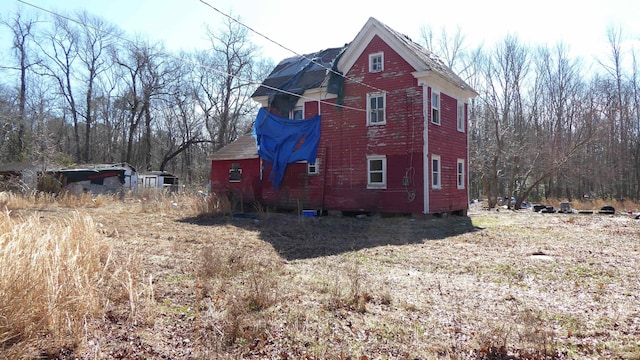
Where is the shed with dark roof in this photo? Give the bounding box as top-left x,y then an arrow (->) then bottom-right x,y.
208,133 -> 262,205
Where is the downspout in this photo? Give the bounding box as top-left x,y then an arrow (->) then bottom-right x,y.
423,83 -> 430,214
466,101 -> 470,213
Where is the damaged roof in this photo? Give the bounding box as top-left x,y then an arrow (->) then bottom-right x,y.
209,133 -> 259,161
47,167 -> 126,184
251,47 -> 345,98
251,18 -> 477,106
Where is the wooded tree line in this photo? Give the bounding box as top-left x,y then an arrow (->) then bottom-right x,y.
423,26 -> 640,207
0,9 -> 270,185
2,8 -> 639,204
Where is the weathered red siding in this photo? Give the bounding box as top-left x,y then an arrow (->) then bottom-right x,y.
210,158 -> 261,203
428,90 -> 468,213
213,33 -> 469,215
260,160 -> 325,209
313,35 -> 426,213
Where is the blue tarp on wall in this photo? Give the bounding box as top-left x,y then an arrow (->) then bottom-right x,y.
253,108 -> 320,188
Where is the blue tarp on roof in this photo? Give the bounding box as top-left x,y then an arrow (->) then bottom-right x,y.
253,108 -> 320,188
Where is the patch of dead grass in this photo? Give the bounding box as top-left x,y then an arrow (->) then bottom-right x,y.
2,193 -> 640,358
0,211 -> 110,358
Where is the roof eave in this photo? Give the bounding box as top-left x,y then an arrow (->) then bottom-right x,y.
252,95 -> 269,107
413,70 -> 478,100
252,87 -> 337,109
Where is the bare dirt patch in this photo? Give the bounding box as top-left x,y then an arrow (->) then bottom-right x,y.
4,198 -> 640,359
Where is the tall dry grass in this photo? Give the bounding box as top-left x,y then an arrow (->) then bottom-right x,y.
0,190 -> 112,211
0,210 -> 111,358
139,191 -> 235,217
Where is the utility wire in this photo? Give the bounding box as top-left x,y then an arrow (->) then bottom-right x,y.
198,0 -> 389,95
15,0 -> 366,112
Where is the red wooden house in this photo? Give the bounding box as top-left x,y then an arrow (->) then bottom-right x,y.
209,17 -> 477,215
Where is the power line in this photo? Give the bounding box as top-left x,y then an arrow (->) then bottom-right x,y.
198,0 -> 389,95
14,0 -> 366,113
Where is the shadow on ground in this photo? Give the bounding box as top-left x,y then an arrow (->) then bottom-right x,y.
179,212 -> 481,261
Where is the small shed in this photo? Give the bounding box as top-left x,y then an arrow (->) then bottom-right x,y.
45,163 -> 138,195
208,133 -> 261,204
138,171 -> 179,192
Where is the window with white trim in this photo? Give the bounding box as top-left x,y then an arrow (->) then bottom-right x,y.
431,155 -> 441,189
457,103 -> 465,132
431,91 -> 440,125
291,106 -> 303,120
367,155 -> 387,188
457,159 -> 465,189
307,159 -> 319,175
369,52 -> 383,72
229,163 -> 242,182
367,92 -> 386,125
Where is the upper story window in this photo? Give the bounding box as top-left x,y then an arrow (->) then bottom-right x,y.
431,91 -> 440,125
367,92 -> 386,126
369,52 -> 384,73
290,106 -> 303,120
457,102 -> 465,132
367,155 -> 387,189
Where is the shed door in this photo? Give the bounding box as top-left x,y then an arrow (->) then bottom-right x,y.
145,177 -> 157,188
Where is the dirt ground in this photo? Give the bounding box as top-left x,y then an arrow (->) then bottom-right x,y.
17,200 -> 640,359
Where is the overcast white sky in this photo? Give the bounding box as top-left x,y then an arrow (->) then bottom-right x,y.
2,0 -> 640,67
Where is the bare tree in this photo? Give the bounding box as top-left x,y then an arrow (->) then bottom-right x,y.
1,11 -> 39,160
155,57 -> 210,181
114,39 -> 179,170
600,26 -> 636,199
91,63 -> 122,163
75,11 -> 118,162
35,15 -> 83,162
419,25 -> 468,71
475,35 -> 531,208
0,85 -> 18,162
195,16 -> 263,152
631,49 -> 640,199
113,39 -> 151,166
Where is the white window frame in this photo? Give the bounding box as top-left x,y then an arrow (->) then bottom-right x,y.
431,91 -> 440,125
367,92 -> 386,126
367,155 -> 387,189
457,102 -> 465,132
307,158 -> 319,175
290,106 -> 303,120
229,163 -> 242,183
431,155 -> 441,189
457,159 -> 465,189
369,52 -> 384,73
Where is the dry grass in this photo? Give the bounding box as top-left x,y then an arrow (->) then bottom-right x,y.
0,190 -> 113,210
0,210 -> 110,358
1,192 -> 640,359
